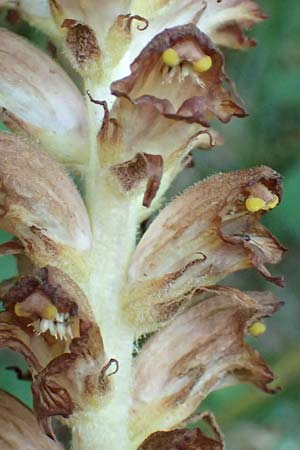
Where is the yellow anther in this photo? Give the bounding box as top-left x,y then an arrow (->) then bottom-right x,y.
42,304 -> 58,320
14,302 -> 31,318
266,194 -> 279,210
161,48 -> 180,67
249,321 -> 266,337
192,55 -> 212,73
245,197 -> 266,212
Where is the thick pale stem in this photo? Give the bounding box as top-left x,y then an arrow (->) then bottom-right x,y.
71,91 -> 139,450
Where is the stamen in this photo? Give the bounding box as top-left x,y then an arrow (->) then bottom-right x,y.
266,194 -> 279,210
161,48 -> 180,67
192,55 -> 212,73
249,321 -> 266,336
245,196 -> 266,212
14,303 -> 31,318
42,304 -> 58,320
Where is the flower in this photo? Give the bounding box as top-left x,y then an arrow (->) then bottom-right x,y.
0,266 -> 112,437
131,289 -> 281,447
0,1 -> 285,449
124,166 -> 285,332
0,133 -> 92,278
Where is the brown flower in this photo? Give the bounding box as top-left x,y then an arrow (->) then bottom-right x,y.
0,266 -> 110,437
0,29 -> 88,164
124,166 -> 285,331
130,289 -> 281,446
111,24 -> 246,125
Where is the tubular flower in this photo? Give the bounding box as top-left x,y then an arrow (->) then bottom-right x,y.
0,29 -> 88,164
125,166 -> 285,332
131,290 -> 281,447
0,266 -> 112,437
100,24 -> 245,208
0,133 -> 92,279
0,1 -> 286,450
0,390 -> 63,449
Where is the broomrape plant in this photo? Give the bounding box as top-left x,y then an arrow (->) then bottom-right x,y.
0,1 -> 286,449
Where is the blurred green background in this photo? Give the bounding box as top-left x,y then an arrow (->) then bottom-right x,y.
0,1 -> 299,449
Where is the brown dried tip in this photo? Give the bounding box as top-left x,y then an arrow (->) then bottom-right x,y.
111,24 -> 246,126
110,152 -> 163,207
0,267 -> 108,436
51,0 -> 135,73
130,290 -> 281,445
0,133 -> 91,276
61,19 -> 101,73
0,390 -> 63,449
125,166 -> 285,331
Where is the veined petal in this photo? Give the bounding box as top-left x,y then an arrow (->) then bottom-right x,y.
0,390 -> 63,449
125,166 -> 285,331
0,29 -> 88,164
111,25 -> 246,126
137,426 -> 223,450
0,267 -> 110,436
130,290 -> 281,446
129,0 -> 266,53
0,133 -> 92,277
198,0 -> 267,49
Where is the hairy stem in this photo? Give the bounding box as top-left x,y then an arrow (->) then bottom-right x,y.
71,91 -> 139,450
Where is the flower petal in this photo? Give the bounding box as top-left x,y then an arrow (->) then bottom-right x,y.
0,133 -> 91,276
0,266 -> 109,435
129,0 -> 266,53
111,24 -> 246,125
0,390 -> 63,449
125,166 -> 285,331
199,0 -> 267,49
0,29 -> 88,164
137,427 -> 223,450
130,290 -> 281,445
